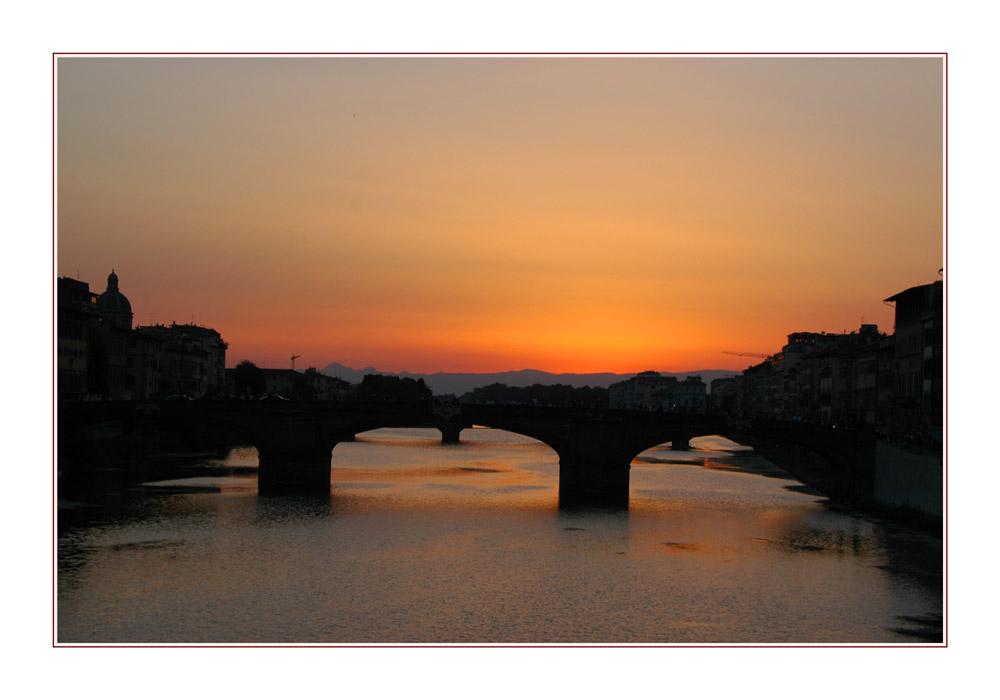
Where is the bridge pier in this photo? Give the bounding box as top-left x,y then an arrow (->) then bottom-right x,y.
438,424 -> 464,445
558,456 -> 631,508
671,436 -> 691,451
433,405 -> 468,445
257,443 -> 335,495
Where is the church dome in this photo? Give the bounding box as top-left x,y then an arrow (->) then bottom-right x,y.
96,269 -> 133,328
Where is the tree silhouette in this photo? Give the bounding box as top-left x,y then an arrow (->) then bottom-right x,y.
461,382 -> 608,407
233,360 -> 265,398
358,374 -> 432,403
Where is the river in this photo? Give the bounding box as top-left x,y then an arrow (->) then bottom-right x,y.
56,428 -> 943,644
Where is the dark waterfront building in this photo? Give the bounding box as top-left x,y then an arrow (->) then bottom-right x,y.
673,376 -> 707,412
126,326 -> 163,401
301,368 -> 354,400
884,280 -> 943,439
56,272 -> 135,399
95,269 -> 133,329
225,367 -> 358,401
57,270 -> 227,400
130,323 -> 228,399
223,367 -> 355,400
608,371 -> 706,411
608,371 -> 673,410
56,277 -> 99,396
740,328 -> 883,424
736,279 -> 943,441
709,376 -> 741,415
95,270 -> 133,399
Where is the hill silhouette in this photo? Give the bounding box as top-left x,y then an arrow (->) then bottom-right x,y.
319,362 -> 739,396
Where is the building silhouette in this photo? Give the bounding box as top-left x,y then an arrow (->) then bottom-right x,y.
609,371 -> 706,412
223,367 -> 354,400
885,281 -> 944,436
57,270 -> 227,400
56,277 -> 99,395
95,270 -> 133,398
95,269 -> 132,329
737,279 -> 943,441
131,323 -> 228,399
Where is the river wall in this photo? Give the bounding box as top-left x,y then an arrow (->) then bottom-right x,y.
725,426 -> 942,534
873,441 -> 943,518
726,433 -> 873,504
58,410 -> 244,493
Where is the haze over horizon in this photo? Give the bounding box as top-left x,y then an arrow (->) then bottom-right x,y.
56,55 -> 944,374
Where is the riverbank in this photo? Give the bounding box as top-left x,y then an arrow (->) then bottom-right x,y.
732,434 -> 942,537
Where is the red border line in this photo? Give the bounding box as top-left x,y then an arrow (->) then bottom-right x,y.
52,51 -> 948,650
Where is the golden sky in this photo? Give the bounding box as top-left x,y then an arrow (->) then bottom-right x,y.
56,55 -> 943,374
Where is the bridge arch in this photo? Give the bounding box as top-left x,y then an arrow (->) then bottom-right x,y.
185,401 -> 731,502
456,406 -> 728,506
60,400 -> 881,508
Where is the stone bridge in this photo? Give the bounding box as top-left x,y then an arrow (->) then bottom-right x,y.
178,401 -> 730,504
59,400 -> 878,507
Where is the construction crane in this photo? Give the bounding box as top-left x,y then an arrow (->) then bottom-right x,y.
290,354 -> 301,370
722,351 -> 768,359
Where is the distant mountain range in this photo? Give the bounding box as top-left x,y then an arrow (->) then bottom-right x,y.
319,362 -> 739,396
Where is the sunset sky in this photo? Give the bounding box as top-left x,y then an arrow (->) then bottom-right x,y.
56,55 -> 944,374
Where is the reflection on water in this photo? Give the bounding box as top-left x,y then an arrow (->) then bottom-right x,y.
57,429 -> 943,644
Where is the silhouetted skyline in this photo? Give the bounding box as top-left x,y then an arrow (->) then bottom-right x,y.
57,54 -> 943,374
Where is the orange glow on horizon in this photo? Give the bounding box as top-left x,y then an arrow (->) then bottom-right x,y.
57,56 -> 943,376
